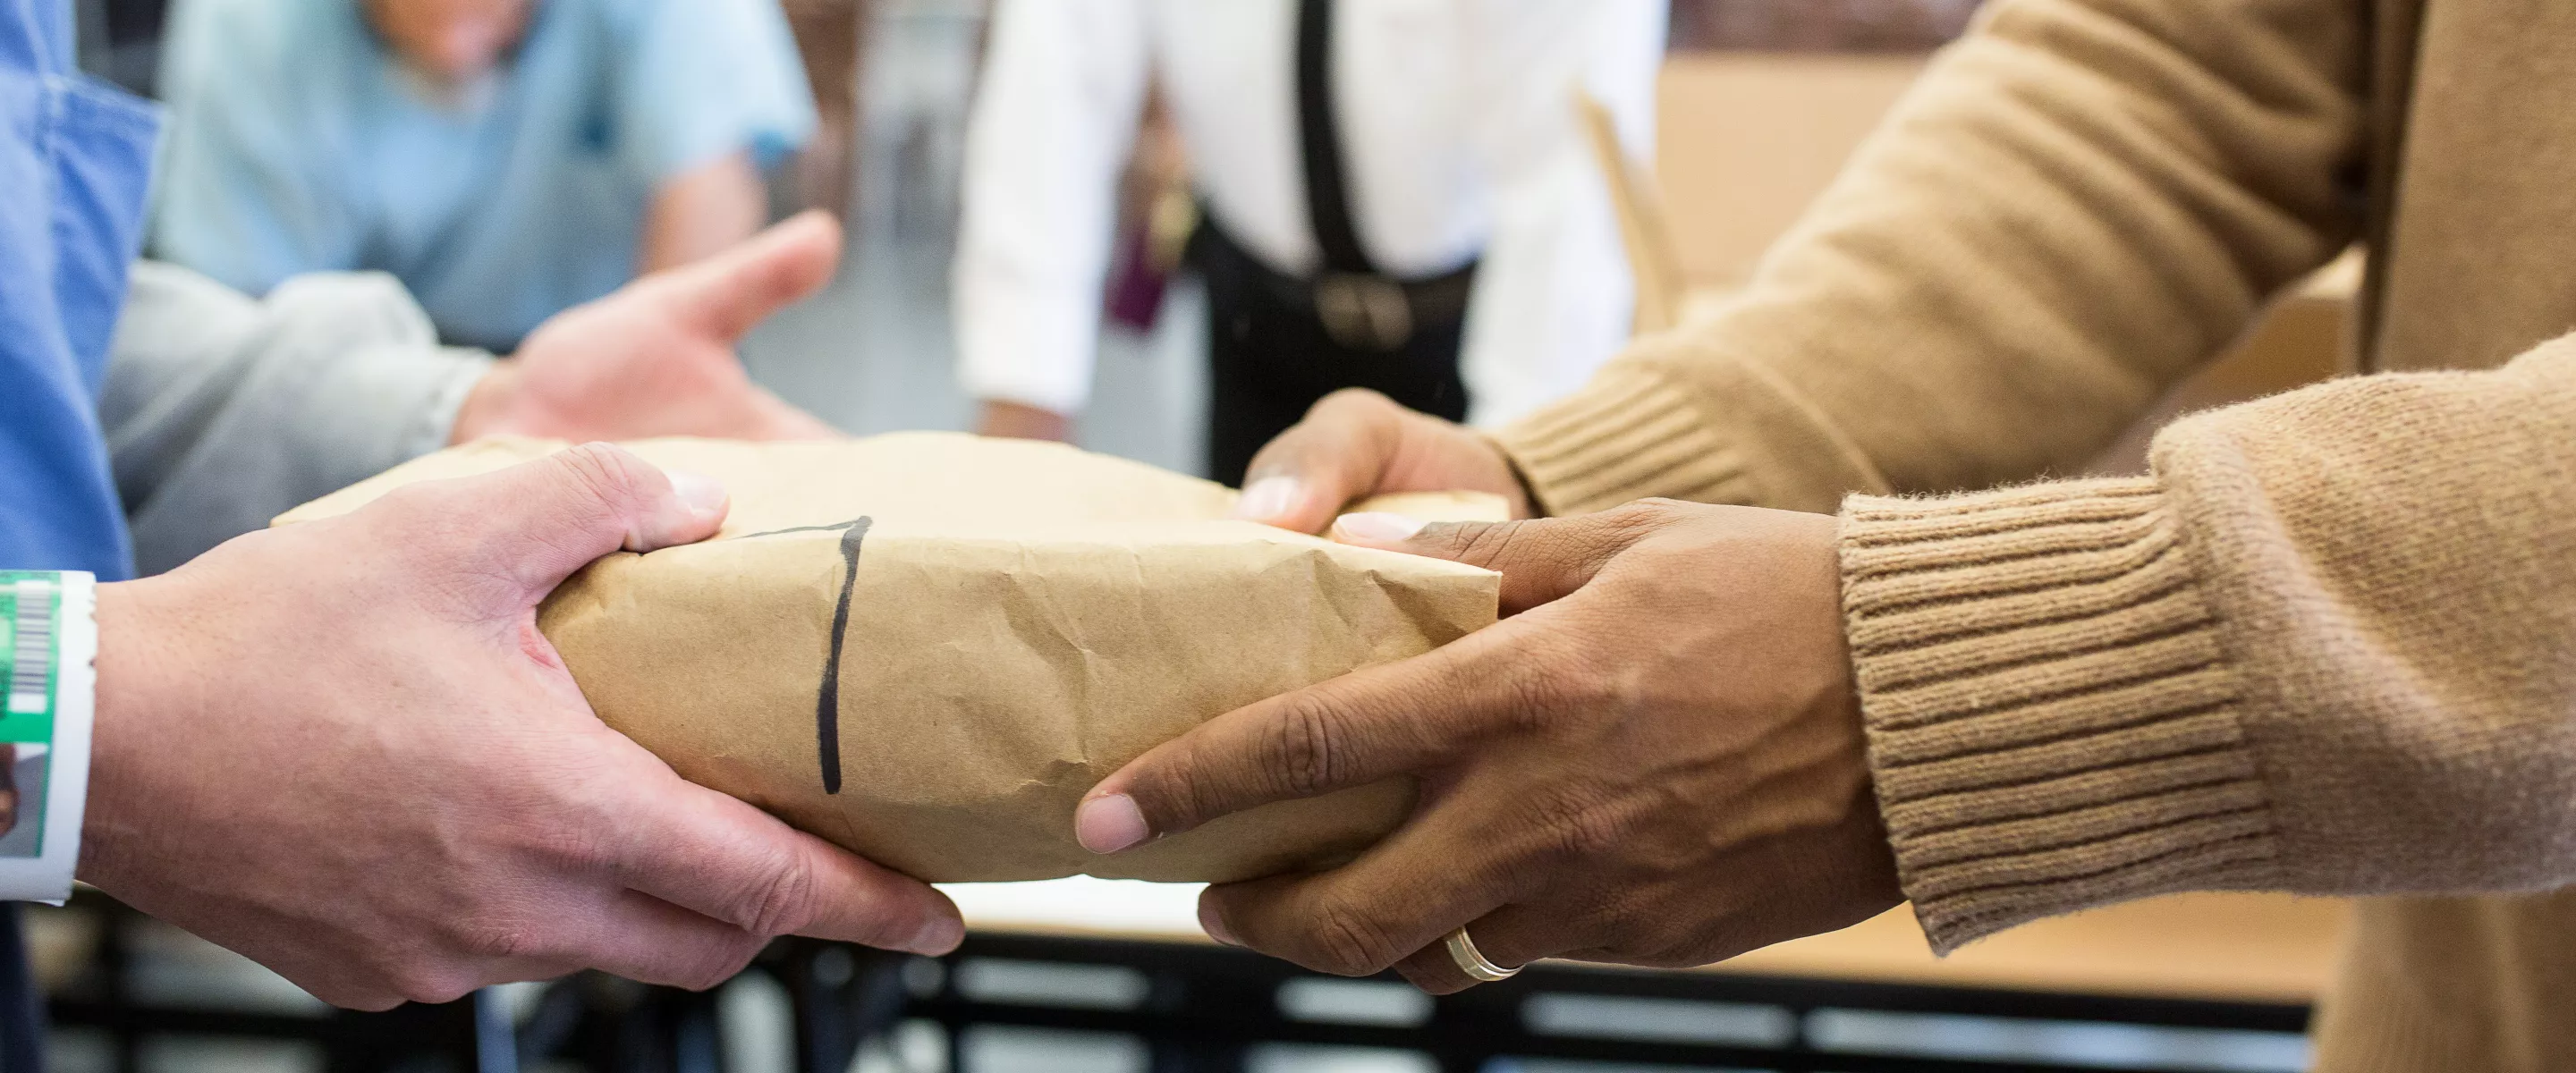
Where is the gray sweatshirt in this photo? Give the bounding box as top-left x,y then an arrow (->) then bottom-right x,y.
99,262 -> 492,576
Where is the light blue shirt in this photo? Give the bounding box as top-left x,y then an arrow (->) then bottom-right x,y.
151,0 -> 816,351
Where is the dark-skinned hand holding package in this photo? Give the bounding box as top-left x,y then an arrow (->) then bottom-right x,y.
277,434 -> 1502,882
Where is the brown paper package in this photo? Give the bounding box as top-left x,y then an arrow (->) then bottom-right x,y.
278,433 -> 1504,883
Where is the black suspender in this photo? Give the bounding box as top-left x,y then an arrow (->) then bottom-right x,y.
1295,0 -> 1378,276
1285,0 -> 1480,351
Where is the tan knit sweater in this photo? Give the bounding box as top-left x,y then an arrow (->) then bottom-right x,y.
1492,0 -> 2576,1069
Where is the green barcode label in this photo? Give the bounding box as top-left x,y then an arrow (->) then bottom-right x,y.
0,571 -> 61,745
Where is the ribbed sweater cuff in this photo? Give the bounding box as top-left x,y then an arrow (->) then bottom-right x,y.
1496,365 -> 1752,514
1492,354 -> 1885,517
1840,478 -> 2281,951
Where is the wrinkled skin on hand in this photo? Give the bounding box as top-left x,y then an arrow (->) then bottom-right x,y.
1082,500 -> 1902,993
451,212 -> 845,446
80,444 -> 959,1010
1229,389 -> 1530,529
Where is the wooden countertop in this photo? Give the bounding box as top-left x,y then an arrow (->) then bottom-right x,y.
1714,894 -> 2346,1003
945,880 -> 2348,1004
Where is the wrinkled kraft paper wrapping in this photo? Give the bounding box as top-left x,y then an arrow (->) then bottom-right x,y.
279,434 -> 1504,883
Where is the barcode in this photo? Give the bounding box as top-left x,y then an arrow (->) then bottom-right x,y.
7,579 -> 55,716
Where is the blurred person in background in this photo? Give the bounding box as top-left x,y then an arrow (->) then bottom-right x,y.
149,0 -> 818,352
954,0 -> 1665,486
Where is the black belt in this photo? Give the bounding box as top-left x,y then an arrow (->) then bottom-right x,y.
1191,212 -> 1479,352
1268,0 -> 1478,352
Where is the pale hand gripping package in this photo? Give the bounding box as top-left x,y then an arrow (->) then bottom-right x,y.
277,433 -> 1504,883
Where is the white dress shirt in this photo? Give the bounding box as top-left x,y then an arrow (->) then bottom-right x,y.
954,0 -> 1666,427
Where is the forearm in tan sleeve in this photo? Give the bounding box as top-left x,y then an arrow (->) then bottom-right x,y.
1841,337 -> 2576,950
1497,0 -> 2367,516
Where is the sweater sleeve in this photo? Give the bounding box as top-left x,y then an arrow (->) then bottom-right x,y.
100,263 -> 490,577
1494,0 -> 2366,516
1841,337 -> 2576,950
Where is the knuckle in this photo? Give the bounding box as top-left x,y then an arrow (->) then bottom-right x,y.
1459,520 -> 1525,565
553,442 -> 654,509
1260,698 -> 1347,799
1304,893 -> 1404,976
731,849 -> 820,936
1413,520 -> 1507,564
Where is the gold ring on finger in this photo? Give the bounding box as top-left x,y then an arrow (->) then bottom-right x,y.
1444,925 -> 1521,983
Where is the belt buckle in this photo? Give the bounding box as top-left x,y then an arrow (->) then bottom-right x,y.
1315,273 -> 1415,351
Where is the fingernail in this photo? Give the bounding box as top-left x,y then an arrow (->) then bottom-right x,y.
1198,900 -> 1240,947
904,915 -> 964,956
627,469 -> 732,552
1332,512 -> 1426,545
1234,477 -> 1303,521
665,469 -> 730,521
1074,793 -> 1151,854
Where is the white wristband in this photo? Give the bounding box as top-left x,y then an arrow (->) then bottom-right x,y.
0,571 -> 95,903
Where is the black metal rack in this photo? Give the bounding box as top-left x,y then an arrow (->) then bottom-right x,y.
889,932 -> 2308,1073
41,892 -> 2309,1073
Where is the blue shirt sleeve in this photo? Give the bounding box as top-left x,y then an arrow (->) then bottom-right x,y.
613,0 -> 818,186
0,0 -> 159,579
